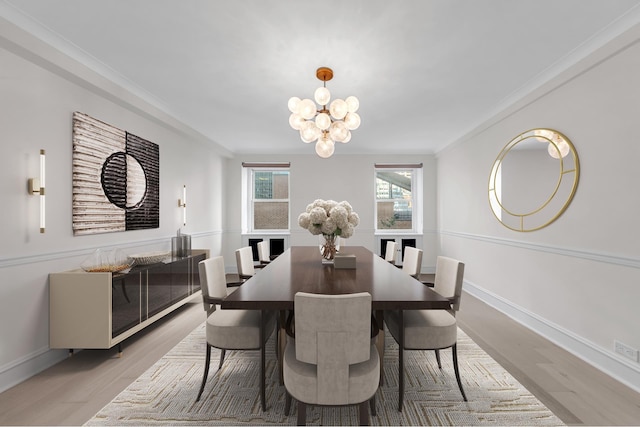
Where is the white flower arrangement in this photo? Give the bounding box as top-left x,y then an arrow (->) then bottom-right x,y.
298,199 -> 360,238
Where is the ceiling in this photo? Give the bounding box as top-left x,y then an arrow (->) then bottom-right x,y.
2,0 -> 640,156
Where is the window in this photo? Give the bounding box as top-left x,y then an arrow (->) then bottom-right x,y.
243,163 -> 290,232
374,164 -> 422,233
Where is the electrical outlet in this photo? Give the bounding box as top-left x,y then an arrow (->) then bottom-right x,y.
614,340 -> 639,362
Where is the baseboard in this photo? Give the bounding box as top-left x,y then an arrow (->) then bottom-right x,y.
464,280 -> 640,394
0,346 -> 68,394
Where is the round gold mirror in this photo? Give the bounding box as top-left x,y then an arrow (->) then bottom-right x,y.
488,128 -> 579,232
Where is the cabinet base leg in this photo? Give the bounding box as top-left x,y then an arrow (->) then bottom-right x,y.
68,349 -> 74,357
117,343 -> 123,358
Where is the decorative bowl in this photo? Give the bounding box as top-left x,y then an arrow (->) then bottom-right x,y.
81,248 -> 132,273
128,251 -> 170,266
82,263 -> 132,273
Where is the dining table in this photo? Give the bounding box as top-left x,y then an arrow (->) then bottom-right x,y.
221,245 -> 452,411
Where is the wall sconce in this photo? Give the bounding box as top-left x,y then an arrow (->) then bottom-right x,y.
27,149 -> 46,233
178,185 -> 186,226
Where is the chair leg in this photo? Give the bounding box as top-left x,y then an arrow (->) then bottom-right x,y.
275,318 -> 279,358
452,343 -> 467,401
297,401 -> 306,426
359,401 -> 370,425
398,344 -> 404,411
196,344 -> 212,402
369,395 -> 377,416
398,310 -> 405,412
218,348 -> 226,369
284,392 -> 292,416
435,349 -> 442,368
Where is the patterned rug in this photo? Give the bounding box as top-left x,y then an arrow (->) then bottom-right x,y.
86,323 -> 563,426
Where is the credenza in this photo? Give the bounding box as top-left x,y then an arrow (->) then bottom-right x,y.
49,249 -> 207,353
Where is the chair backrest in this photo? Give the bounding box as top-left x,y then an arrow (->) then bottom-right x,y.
433,256 -> 465,313
235,246 -> 255,278
384,241 -> 397,263
257,241 -> 270,263
294,292 -> 373,405
198,256 -> 228,314
402,246 -> 423,278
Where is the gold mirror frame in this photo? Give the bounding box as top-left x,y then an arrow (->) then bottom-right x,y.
488,128 -> 580,232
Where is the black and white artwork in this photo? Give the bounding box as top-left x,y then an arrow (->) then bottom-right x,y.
72,112 -> 159,235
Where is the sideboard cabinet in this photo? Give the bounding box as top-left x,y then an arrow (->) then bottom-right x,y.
49,250 -> 207,351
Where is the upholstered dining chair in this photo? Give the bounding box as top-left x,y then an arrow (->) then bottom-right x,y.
401,246 -> 423,279
284,292 -> 380,425
385,256 -> 467,411
235,246 -> 258,281
195,256 -> 277,411
384,241 -> 398,265
257,241 -> 272,266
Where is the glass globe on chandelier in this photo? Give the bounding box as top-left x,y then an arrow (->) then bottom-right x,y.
534,129 -> 570,159
547,135 -> 570,159
288,67 -> 360,158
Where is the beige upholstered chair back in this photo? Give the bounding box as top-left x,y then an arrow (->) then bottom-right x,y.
257,241 -> 270,263
402,246 -> 423,278
198,257 -> 228,314
235,246 -> 256,277
294,292 -> 372,401
294,292 -> 371,365
384,241 -> 397,263
433,256 -> 465,312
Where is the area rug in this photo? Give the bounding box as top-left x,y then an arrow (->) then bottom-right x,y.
86,323 -> 563,426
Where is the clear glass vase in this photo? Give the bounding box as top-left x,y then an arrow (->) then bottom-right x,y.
319,234 -> 340,261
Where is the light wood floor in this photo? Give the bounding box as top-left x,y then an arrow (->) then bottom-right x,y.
457,294 -> 640,426
1,291 -> 639,426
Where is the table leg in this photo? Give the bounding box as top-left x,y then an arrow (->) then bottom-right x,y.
260,310 -> 267,412
375,310 -> 385,386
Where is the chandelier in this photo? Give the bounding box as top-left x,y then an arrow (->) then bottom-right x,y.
288,67 -> 360,158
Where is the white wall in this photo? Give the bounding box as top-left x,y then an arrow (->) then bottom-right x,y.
0,23 -> 227,392
224,154 -> 437,270
437,23 -> 640,391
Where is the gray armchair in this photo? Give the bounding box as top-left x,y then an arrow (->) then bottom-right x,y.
195,256 -> 277,411
384,240 -> 398,265
284,292 -> 380,425
385,256 -> 467,411
235,246 -> 258,280
401,246 -> 423,279
257,241 -> 272,266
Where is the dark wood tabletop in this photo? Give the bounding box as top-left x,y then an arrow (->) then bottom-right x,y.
222,246 -> 450,311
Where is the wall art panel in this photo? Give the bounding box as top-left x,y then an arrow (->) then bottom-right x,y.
72,112 -> 160,235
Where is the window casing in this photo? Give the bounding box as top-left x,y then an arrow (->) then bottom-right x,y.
374,165 -> 422,233
244,165 -> 290,233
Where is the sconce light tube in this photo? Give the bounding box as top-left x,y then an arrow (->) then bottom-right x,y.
40,149 -> 45,233
27,149 -> 45,233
